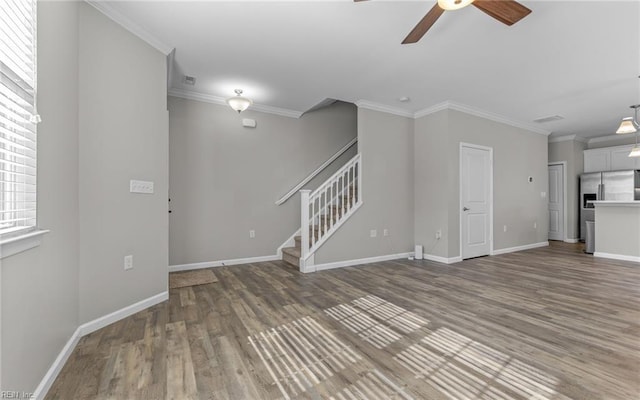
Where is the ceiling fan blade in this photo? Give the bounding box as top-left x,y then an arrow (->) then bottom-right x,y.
472,0 -> 531,26
402,4 -> 445,44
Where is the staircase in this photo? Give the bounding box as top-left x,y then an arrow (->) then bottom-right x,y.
281,154 -> 362,271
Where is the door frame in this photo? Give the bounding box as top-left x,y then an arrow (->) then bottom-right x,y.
548,161 -> 568,242
459,142 -> 494,259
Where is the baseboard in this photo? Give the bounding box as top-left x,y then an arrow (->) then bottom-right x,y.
308,252 -> 413,273
491,241 -> 549,256
422,254 -> 462,264
594,252 -> 640,263
78,291 -> 168,336
564,238 -> 580,244
169,255 -> 280,272
32,327 -> 82,400
33,291 -> 168,400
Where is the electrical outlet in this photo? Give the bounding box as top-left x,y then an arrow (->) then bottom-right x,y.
383,229 -> 389,237
124,255 -> 133,270
503,225 -> 507,232
534,222 -> 537,229
541,191 -> 547,198
370,229 -> 377,238
249,230 -> 255,238
435,230 -> 442,240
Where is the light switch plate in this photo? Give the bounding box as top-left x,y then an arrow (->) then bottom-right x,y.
130,180 -> 154,194
124,255 -> 133,270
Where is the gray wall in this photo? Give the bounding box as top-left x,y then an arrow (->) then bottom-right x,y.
1,1 -> 80,392
448,110 -> 549,255
548,139 -> 586,240
414,111 -> 450,258
314,108 -> 414,264
595,205 -> 640,258
78,3 -> 169,323
413,109 -> 549,260
168,98 -> 356,265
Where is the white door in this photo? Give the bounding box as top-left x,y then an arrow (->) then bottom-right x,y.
461,145 -> 491,259
548,164 -> 564,241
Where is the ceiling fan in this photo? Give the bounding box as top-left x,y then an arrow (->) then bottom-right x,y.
356,0 -> 532,44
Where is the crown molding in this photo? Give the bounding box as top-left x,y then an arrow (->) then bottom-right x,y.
588,133 -> 636,144
548,134 -> 577,143
414,102 -> 449,118
354,100 -> 415,119
548,134 -> 588,144
415,101 -> 551,136
85,0 -> 174,55
168,88 -> 303,119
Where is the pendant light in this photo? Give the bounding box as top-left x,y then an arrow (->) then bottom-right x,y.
615,104 -> 640,157
226,89 -> 253,113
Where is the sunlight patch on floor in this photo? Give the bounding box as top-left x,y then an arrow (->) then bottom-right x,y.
249,316 -> 361,399
394,327 -> 566,400
249,315 -> 414,400
325,295 -> 429,349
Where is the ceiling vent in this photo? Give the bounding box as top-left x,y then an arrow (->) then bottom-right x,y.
183,75 -> 196,85
533,115 -> 564,123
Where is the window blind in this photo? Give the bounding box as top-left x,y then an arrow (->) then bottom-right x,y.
0,0 -> 38,237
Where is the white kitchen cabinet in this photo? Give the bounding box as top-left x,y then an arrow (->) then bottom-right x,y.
584,144 -> 640,172
611,147 -> 639,170
584,149 -> 610,172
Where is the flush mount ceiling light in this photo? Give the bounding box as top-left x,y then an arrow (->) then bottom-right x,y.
437,0 -> 474,11
226,89 -> 253,113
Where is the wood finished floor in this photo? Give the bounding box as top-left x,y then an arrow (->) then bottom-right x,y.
46,242 -> 640,400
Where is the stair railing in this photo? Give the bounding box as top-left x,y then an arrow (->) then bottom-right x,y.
275,137 -> 357,206
300,153 -> 362,267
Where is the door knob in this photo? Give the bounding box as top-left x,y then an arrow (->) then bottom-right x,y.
463,207 -> 470,211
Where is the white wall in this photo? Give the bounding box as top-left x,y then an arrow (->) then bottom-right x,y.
78,3 -> 169,323
1,1 -> 80,392
314,108 -> 415,264
168,98 -> 356,265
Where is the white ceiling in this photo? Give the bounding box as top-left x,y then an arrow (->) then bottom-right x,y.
99,0 -> 640,139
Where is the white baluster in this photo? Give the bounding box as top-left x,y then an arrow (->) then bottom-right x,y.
323,190 -> 327,237
357,156 -> 362,204
311,196 -> 315,246
340,169 -> 349,215
300,190 -> 310,261
328,183 -> 332,229
348,166 -> 352,211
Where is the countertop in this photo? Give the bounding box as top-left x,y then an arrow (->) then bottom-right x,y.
592,201 -> 640,207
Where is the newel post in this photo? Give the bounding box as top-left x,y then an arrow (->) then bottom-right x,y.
300,190 -> 311,266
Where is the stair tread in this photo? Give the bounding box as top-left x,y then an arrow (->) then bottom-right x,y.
282,246 -> 301,257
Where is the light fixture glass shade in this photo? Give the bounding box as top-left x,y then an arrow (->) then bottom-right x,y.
629,145 -> 640,157
438,0 -> 475,10
226,89 -> 253,113
616,117 -> 638,134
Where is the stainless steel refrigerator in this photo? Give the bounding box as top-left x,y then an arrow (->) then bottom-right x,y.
579,170 -> 640,240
